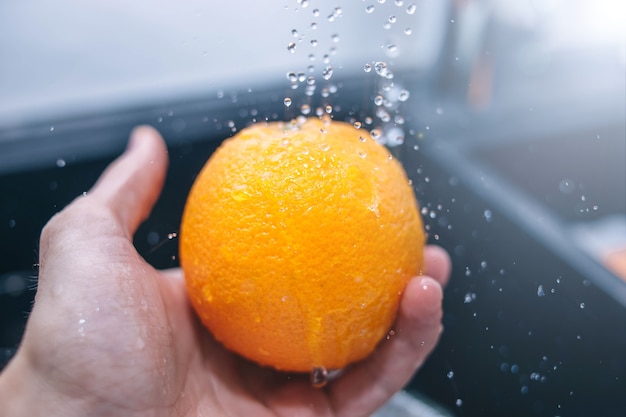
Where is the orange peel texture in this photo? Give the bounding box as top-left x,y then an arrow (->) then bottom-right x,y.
180,118 -> 425,372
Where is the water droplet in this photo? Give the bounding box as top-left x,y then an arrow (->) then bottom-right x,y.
364,63 -> 372,72
559,179 -> 575,194
291,29 -> 298,37
322,66 -> 334,80
374,61 -> 388,76
406,3 -> 417,14
300,104 -> 311,115
50,126 -> 55,132
358,151 -> 367,158
287,42 -> 297,53
447,371 -> 455,379
78,317 -> 86,337
464,292 -> 476,303
56,159 -> 66,168
370,128 -> 382,140
537,285 -> 545,297
319,143 -> 331,151
312,8 -> 320,17
286,72 -> 298,82
484,209 -> 493,223
310,366 -> 328,388
374,95 -> 384,106
388,15 -> 397,23
167,232 -> 177,240
398,89 -> 410,102
404,27 -> 413,35
354,121 -> 362,129
456,399 -> 463,407
386,329 -> 395,339
310,39 -> 318,47
579,302 -> 585,309
284,97 -> 292,107
365,5 -> 375,13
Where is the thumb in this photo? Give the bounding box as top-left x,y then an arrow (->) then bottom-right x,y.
88,125 -> 169,237
37,126 -> 168,291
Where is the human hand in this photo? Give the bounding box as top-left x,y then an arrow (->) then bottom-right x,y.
0,126 -> 450,417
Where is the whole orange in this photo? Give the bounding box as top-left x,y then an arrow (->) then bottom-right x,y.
180,117 -> 425,372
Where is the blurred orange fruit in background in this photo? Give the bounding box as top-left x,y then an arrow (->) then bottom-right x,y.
180,117 -> 424,372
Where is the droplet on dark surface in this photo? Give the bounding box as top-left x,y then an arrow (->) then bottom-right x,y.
310,366 -> 328,388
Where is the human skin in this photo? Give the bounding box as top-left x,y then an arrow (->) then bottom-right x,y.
0,126 -> 450,417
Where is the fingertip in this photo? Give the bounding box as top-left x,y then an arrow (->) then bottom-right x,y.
401,276 -> 443,324
424,245 -> 452,287
87,125 -> 169,236
127,125 -> 168,160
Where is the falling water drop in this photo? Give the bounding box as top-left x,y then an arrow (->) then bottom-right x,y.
322,66 -> 334,80
398,89 -> 410,101
311,366 -> 328,388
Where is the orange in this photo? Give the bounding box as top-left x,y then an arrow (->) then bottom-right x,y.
180,117 -> 425,372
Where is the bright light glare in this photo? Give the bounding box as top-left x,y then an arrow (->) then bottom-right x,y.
544,0 -> 626,48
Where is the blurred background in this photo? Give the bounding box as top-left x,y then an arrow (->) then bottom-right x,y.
1,1 -> 625,416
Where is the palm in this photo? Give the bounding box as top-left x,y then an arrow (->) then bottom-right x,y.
7,127 -> 449,417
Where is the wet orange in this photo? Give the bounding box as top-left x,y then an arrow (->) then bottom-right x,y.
180,117 -> 424,372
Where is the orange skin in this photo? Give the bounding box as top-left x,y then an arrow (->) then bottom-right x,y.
181,118 -> 426,372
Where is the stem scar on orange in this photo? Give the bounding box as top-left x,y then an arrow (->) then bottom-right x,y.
180,117 -> 425,373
